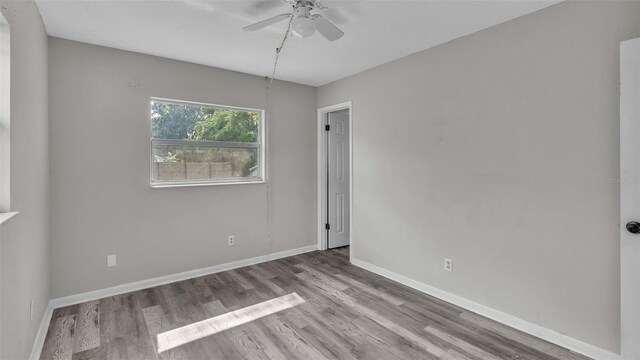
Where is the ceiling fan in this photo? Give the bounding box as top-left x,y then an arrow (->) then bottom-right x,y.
243,0 -> 344,41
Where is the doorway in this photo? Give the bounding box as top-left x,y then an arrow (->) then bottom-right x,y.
317,102 -> 352,250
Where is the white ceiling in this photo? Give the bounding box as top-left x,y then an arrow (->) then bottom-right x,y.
35,0 -> 560,86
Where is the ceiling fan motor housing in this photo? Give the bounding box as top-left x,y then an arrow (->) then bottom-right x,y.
293,2 -> 313,18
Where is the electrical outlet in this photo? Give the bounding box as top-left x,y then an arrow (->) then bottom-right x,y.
107,254 -> 117,268
444,258 -> 453,272
228,235 -> 235,246
30,300 -> 34,321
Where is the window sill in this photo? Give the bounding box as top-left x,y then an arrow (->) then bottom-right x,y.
150,180 -> 266,189
0,211 -> 18,225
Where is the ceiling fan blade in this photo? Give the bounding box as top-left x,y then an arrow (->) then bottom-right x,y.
312,14 -> 344,41
243,13 -> 291,31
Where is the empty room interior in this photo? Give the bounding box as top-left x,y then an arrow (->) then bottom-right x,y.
1,0 -> 639,359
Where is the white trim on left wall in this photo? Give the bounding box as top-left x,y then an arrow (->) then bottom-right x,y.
30,305 -> 53,360
29,244 -> 318,360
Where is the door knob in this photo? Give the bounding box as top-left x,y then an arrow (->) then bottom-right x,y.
626,221 -> 640,234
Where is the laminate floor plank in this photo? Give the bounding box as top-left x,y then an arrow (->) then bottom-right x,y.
120,295 -> 157,360
72,301 -> 100,354
41,248 -> 592,360
296,323 -> 360,360
334,273 -> 405,306
256,315 -> 329,360
98,296 -> 124,360
142,304 -> 189,360
201,300 -> 274,360
71,347 -> 104,360
423,325 -> 502,360
41,315 -> 77,360
207,299 -> 290,360
348,311 -> 440,360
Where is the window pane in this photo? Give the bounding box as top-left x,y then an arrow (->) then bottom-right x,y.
153,143 -> 259,182
150,99 -> 263,186
151,101 -> 259,143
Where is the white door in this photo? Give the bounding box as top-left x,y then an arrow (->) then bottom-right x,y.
327,111 -> 350,248
620,37 -> 640,360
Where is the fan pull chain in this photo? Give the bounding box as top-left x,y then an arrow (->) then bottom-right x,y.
268,14 -> 295,88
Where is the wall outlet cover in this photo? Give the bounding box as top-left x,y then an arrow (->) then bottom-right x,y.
444,258 -> 453,272
107,254 -> 117,268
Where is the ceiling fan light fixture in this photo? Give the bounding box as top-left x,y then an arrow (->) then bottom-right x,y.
291,16 -> 315,38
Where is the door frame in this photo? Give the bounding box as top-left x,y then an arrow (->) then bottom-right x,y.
317,101 -> 353,252
620,37 -> 640,360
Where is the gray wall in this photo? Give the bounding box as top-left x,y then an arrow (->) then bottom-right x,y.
49,38 -> 317,298
0,0 -> 50,358
318,0 -> 639,353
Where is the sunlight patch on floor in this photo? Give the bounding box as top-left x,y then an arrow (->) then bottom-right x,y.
156,292 -> 305,352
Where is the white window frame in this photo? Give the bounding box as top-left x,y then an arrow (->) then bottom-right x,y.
0,11 -> 17,225
149,98 -> 266,188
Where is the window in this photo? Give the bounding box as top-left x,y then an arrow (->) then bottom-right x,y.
0,11 -> 10,211
150,99 -> 265,187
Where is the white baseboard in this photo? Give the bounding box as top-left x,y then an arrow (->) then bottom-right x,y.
31,244 -> 315,358
29,304 -> 53,360
350,257 -> 620,360
48,244 -> 318,310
